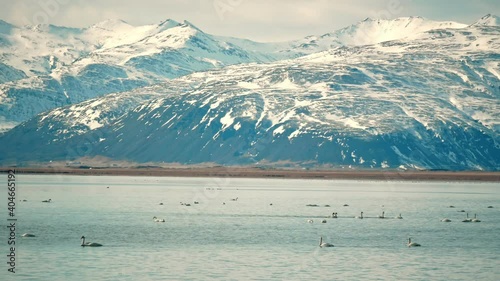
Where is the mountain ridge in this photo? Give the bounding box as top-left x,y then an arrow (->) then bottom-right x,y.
1,17 -> 498,170
2,15 -> 496,130
0,15 -> 498,170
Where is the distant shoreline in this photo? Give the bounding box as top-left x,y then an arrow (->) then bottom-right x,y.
2,167 -> 499,182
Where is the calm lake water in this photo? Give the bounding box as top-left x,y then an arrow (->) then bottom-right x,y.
1,174 -> 499,280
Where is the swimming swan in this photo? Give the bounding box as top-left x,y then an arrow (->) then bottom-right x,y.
407,237 -> 421,247
471,214 -> 481,222
356,212 -> 364,219
80,236 -> 102,247
462,213 -> 472,222
319,236 -> 334,247
441,218 -> 451,222
153,216 -> 165,222
22,233 -> 35,237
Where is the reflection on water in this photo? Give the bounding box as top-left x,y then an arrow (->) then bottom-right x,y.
1,175 -> 499,280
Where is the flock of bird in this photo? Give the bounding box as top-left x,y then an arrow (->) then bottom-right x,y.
311,206 -> 487,248
153,197 -> 490,249
20,198 -> 103,247
20,194 -> 492,249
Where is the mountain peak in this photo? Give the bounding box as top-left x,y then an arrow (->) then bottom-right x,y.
158,19 -> 180,29
330,16 -> 466,46
473,14 -> 500,26
90,19 -> 132,31
182,20 -> 204,33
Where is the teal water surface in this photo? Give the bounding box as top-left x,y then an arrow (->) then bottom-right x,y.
1,174 -> 499,280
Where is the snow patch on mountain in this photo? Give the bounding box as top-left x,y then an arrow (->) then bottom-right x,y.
473,14 -> 500,26
1,20 -> 498,170
0,15 -> 498,170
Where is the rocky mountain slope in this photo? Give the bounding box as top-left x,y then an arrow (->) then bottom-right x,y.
1,15 -> 498,170
0,16 -> 474,131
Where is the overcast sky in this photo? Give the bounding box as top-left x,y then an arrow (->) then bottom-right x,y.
1,0 -> 498,42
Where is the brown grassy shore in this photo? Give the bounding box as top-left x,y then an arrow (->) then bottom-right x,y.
2,166 -> 499,182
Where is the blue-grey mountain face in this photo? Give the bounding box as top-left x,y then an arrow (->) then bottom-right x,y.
1,17 -> 499,170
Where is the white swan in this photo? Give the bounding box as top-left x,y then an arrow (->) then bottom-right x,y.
462,213 -> 472,222
441,218 -> 451,222
319,236 -> 334,247
22,233 -> 35,237
356,212 -> 363,219
307,219 -> 314,223
396,214 -> 403,219
153,216 -> 165,222
81,236 -> 102,247
407,237 -> 421,247
472,214 -> 481,222
378,211 -> 385,219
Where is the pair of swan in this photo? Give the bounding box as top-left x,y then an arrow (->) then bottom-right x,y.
81,236 -> 102,247
443,213 -> 480,222
319,236 -> 419,248
407,237 -> 421,247
153,216 -> 165,222
319,236 -> 334,247
355,212 -> 401,219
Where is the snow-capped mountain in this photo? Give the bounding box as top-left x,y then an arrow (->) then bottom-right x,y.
1,17 -> 498,170
0,16 -> 478,131
287,16 -> 467,53
473,14 -> 500,26
0,18 -> 285,131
